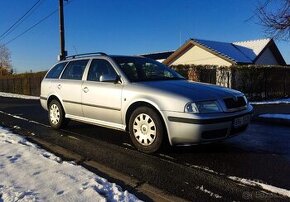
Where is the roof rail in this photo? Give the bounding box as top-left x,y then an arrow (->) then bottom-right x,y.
66,52 -> 108,59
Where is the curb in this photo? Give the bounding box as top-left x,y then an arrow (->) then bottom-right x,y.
26,136 -> 188,202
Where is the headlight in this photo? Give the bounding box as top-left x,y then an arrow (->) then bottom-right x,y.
185,101 -> 222,113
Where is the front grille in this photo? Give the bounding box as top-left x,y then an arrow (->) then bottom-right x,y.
223,96 -> 246,110
201,129 -> 228,140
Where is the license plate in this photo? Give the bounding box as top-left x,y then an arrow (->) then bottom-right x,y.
233,115 -> 250,128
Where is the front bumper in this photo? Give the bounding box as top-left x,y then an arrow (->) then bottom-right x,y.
163,105 -> 253,145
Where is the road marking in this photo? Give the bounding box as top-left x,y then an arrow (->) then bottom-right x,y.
158,153 -> 175,160
67,135 -> 80,141
0,110 -> 50,128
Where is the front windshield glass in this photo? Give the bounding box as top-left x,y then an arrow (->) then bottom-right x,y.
112,56 -> 185,82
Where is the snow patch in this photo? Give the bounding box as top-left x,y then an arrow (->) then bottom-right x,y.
229,176 -> 290,198
189,164 -> 220,175
0,92 -> 39,100
250,98 -> 290,105
195,185 -> 222,199
0,126 -> 141,201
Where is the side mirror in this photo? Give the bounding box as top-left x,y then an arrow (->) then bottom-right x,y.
115,75 -> 122,84
99,74 -> 121,84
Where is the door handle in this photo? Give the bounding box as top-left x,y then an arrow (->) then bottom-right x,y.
83,87 -> 89,93
57,84 -> 61,89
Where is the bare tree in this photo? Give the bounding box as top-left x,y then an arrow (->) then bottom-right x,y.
0,44 -> 12,76
257,0 -> 290,40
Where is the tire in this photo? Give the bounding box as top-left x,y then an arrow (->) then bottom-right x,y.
129,106 -> 164,153
48,100 -> 68,129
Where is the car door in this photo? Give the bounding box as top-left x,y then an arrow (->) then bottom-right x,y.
81,59 -> 123,127
58,59 -> 89,116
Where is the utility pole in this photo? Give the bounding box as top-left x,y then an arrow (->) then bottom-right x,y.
58,0 -> 67,61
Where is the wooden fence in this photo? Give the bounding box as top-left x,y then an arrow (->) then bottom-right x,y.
0,72 -> 46,96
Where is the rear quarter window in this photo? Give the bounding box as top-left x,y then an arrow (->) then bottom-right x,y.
46,62 -> 67,79
61,60 -> 89,80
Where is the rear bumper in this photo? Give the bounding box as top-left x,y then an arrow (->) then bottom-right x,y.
163,105 -> 253,145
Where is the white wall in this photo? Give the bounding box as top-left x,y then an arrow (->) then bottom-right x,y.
171,45 -> 232,66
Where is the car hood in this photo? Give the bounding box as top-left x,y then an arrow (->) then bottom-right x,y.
134,80 -> 242,101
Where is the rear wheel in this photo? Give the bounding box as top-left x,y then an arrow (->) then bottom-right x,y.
48,100 -> 67,129
129,107 -> 164,153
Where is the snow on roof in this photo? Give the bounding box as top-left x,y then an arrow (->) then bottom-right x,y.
191,38 -> 271,64
233,38 -> 271,61
192,39 -> 252,63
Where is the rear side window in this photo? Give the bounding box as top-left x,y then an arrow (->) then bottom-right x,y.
61,60 -> 89,80
46,62 -> 67,79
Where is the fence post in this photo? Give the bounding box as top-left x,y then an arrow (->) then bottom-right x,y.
13,78 -> 15,93
284,66 -> 286,97
29,77 -> 32,95
264,68 -> 267,99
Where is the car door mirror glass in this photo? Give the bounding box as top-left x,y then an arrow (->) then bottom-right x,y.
99,74 -> 119,83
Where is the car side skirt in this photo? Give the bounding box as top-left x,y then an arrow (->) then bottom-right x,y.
65,114 -> 126,131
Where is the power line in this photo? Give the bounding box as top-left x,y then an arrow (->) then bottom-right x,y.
4,10 -> 58,46
4,0 -> 74,46
0,0 -> 44,41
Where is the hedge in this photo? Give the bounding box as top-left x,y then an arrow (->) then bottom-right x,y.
172,65 -> 290,100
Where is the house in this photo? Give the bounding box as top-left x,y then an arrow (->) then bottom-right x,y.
145,38 -> 286,66
140,51 -> 174,63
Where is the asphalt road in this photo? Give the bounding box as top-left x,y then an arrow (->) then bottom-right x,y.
0,96 -> 290,201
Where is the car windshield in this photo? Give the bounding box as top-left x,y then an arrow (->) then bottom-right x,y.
112,56 -> 185,82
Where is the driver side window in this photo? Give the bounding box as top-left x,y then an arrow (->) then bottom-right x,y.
87,59 -> 117,82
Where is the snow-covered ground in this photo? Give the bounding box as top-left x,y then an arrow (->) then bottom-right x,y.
1,92 -> 290,200
0,92 -> 39,100
250,98 -> 290,105
259,114 -> 290,120
229,176 -> 290,198
0,127 -> 140,202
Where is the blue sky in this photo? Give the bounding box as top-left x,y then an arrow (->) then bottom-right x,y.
0,0 -> 289,73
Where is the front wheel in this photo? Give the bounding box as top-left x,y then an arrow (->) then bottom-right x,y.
48,100 -> 67,129
129,107 -> 164,153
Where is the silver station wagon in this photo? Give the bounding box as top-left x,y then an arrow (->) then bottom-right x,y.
40,52 -> 253,153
